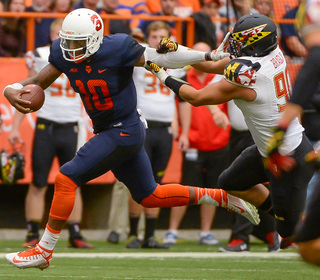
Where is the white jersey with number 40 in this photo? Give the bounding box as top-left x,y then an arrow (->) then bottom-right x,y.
25,46 -> 82,123
224,46 -> 304,157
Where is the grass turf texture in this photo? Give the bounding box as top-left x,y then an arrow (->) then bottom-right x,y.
0,240 -> 319,279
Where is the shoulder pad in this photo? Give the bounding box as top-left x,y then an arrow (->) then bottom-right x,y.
224,59 -> 261,87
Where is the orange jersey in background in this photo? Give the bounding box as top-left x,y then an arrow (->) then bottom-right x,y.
117,0 -> 150,29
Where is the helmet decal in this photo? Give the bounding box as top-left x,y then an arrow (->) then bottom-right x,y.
231,24 -> 271,46
91,14 -> 102,32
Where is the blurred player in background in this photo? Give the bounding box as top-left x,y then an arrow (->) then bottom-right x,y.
164,42 -> 230,247
125,21 -> 190,249
3,8 -> 258,270
8,19 -> 93,249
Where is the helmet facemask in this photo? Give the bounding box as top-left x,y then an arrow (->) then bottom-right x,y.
228,36 -> 242,57
60,33 -> 97,62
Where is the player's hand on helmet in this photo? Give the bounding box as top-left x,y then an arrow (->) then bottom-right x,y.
3,85 -> 31,114
210,29 -> 232,61
156,38 -> 178,54
264,127 -> 296,177
146,61 -> 169,84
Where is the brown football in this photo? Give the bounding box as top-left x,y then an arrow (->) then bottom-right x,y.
20,84 -> 45,112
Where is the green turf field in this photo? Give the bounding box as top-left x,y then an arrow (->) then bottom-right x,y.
0,239 -> 319,280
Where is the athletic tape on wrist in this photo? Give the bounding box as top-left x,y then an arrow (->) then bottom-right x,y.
3,83 -> 23,95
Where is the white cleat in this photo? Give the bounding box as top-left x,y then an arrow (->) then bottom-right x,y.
6,244 -> 52,270
224,194 -> 260,226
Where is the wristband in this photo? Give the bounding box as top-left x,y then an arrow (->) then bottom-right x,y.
205,52 -> 212,61
3,83 -> 23,95
164,76 -> 190,97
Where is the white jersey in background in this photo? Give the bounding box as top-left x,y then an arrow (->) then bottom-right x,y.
133,63 -> 185,123
228,100 -> 248,132
25,46 -> 82,123
224,46 -> 304,157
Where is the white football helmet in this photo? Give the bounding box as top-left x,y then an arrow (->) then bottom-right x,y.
59,8 -> 104,62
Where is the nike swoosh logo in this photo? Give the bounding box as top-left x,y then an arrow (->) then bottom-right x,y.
120,132 -> 130,137
12,257 -> 29,263
98,69 -> 107,73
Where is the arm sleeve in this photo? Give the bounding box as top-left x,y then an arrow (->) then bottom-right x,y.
290,46 -> 320,109
143,45 -> 207,69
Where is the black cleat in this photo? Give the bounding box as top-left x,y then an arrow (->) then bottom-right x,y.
107,231 -> 120,244
219,239 -> 250,252
141,237 -> 169,249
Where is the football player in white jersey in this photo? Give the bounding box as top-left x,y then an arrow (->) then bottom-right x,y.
267,0 -> 320,266
8,19 -> 93,249
149,13 -> 314,245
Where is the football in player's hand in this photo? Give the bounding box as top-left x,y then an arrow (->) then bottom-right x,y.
20,84 -> 45,112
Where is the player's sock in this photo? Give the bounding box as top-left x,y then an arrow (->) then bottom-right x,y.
38,224 -> 60,256
145,216 -> 156,240
141,184 -> 227,208
141,184 -> 190,207
26,220 -> 40,237
68,222 -> 81,239
128,215 -> 139,237
194,187 -> 225,206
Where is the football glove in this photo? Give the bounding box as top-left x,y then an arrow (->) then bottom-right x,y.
210,29 -> 231,61
264,127 -> 296,177
147,61 -> 169,84
156,38 -> 178,54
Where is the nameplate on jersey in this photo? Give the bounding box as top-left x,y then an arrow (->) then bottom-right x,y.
224,59 -> 261,87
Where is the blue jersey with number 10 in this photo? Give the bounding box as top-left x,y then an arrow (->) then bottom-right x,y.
49,33 -> 146,133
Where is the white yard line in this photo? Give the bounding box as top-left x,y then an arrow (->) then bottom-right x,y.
0,252 -> 300,259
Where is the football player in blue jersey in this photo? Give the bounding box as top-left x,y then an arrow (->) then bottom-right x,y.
3,8 -> 259,270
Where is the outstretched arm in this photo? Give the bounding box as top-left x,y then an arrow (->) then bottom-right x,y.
147,61 -> 254,106
192,57 -> 230,75
135,31 -> 231,72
